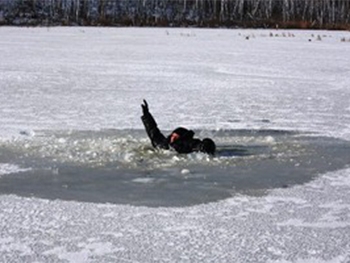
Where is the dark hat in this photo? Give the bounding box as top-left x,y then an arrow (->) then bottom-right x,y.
201,138 -> 216,155
172,127 -> 190,136
171,127 -> 194,139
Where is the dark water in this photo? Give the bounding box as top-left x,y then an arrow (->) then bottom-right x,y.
0,129 -> 349,207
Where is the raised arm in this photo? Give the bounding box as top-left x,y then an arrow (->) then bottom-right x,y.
141,100 -> 169,150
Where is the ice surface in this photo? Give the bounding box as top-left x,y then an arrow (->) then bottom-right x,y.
1,27 -> 350,262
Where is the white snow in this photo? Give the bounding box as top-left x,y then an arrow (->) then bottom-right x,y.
1,27 -> 350,262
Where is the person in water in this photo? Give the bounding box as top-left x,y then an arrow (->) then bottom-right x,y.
141,100 -> 216,155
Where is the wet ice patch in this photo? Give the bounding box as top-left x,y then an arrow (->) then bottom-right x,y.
0,163 -> 31,177
132,177 -> 156,184
19,129 -> 35,137
0,129 -> 349,207
181,169 -> 190,175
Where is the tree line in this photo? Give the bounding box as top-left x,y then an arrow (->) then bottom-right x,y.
0,0 -> 349,29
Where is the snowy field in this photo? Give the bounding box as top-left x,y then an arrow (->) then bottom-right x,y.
1,27 -> 350,262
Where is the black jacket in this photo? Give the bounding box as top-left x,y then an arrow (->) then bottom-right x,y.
141,102 -> 202,154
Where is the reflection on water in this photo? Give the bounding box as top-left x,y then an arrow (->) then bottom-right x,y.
0,129 -> 349,207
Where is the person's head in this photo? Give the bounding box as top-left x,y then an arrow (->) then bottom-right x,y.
200,138 -> 216,155
169,127 -> 194,144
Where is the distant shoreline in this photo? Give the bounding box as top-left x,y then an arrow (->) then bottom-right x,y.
1,0 -> 350,31
1,22 -> 349,31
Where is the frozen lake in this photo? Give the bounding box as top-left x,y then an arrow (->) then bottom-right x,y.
1,27 -> 350,262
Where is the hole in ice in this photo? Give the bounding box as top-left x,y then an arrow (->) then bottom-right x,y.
0,129 -> 349,207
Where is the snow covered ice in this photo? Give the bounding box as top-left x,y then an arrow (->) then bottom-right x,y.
1,27 -> 350,262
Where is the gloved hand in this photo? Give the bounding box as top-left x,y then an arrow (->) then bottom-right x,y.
141,99 -> 149,115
